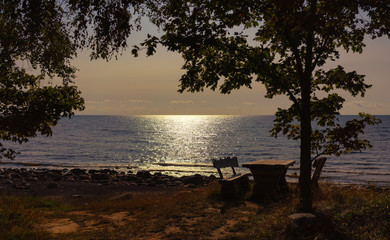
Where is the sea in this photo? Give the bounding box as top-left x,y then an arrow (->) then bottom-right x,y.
2,115 -> 390,186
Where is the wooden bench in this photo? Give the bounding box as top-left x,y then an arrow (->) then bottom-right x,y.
212,157 -> 251,198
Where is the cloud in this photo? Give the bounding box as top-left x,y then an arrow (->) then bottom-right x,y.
171,100 -> 194,104
126,99 -> 152,104
242,101 -> 255,105
345,100 -> 386,109
86,100 -> 111,104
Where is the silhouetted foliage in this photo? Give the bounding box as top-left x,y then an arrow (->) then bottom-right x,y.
133,0 -> 388,212
0,0 -> 146,159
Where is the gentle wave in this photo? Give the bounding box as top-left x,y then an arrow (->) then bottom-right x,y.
323,169 -> 390,176
154,163 -> 213,167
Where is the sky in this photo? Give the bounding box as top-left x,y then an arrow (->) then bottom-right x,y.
72,31 -> 390,116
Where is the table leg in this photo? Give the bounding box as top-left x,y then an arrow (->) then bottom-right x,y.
249,167 -> 289,200
279,169 -> 289,196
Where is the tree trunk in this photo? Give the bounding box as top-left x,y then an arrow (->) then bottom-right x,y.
299,75 -> 313,212
298,0 -> 317,214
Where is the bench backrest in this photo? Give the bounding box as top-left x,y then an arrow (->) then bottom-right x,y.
212,157 -> 239,179
312,157 -> 326,187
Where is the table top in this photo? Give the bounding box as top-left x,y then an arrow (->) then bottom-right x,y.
242,160 -> 295,168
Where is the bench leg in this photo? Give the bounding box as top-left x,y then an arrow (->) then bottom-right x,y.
237,175 -> 251,193
220,176 -> 251,199
220,181 -> 238,199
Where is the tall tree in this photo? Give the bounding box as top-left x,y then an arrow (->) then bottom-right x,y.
134,0 -> 388,212
0,0 -> 144,159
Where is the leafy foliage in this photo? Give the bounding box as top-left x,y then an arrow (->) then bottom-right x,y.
0,0 -> 147,159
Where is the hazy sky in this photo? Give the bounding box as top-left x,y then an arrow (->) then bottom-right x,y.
73,32 -> 390,116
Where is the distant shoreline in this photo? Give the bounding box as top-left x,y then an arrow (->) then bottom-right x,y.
73,114 -> 390,116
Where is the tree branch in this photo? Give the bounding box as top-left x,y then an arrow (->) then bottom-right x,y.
313,35 -> 331,68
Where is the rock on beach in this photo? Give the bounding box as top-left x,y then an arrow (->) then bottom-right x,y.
0,168 -> 217,195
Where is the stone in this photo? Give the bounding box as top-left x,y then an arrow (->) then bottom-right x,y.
154,177 -> 167,185
174,181 -> 183,186
70,168 -> 86,175
289,213 -> 317,228
14,185 -> 29,190
137,170 -> 151,178
168,176 -> 178,181
136,178 -> 144,184
115,174 -> 125,181
91,173 -> 109,181
181,175 -> 204,185
20,170 -> 30,177
47,172 -> 62,181
35,174 -> 47,181
209,174 -> 217,180
147,182 -> 157,187
78,174 -> 90,180
47,183 -> 58,188
29,177 -> 39,182
10,173 -> 22,179
109,170 -> 118,175
125,174 -> 138,181
144,178 -> 153,183
51,169 -> 62,175
96,180 -> 109,184
88,169 -> 99,174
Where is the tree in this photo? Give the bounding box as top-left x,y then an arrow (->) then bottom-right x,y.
0,0 -> 145,159
134,0 -> 388,212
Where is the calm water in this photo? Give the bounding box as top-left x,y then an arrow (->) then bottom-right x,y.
3,115 -> 390,185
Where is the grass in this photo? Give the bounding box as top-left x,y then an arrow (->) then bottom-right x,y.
0,195 -> 61,240
313,184 -> 390,239
0,183 -> 389,240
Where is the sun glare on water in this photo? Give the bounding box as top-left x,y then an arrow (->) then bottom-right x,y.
137,115 -> 236,164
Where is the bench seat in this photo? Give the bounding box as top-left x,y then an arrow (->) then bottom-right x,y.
213,157 -> 251,198
221,172 -> 252,182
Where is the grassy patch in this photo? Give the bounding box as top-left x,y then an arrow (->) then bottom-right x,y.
0,195 -> 53,240
0,183 -> 389,239
314,184 -> 390,239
